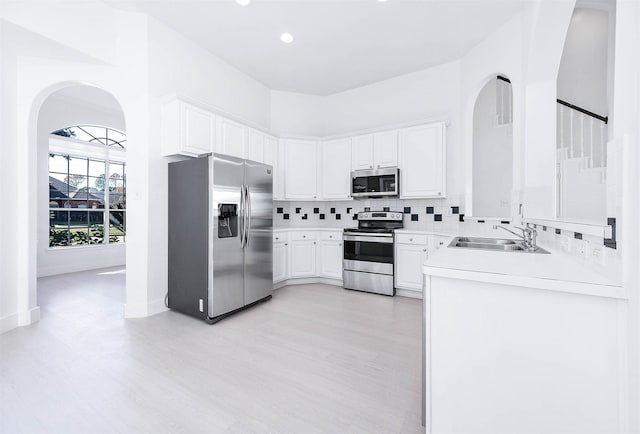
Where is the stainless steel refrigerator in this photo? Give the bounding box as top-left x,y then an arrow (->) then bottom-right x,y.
168,154 -> 273,323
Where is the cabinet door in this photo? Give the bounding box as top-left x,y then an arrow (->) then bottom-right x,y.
247,129 -> 264,163
161,101 -> 214,157
273,139 -> 285,200
399,122 -> 446,198
284,139 -> 317,200
216,116 -> 246,158
319,240 -> 343,280
273,242 -> 288,283
289,240 -> 316,277
351,134 -> 375,170
263,134 -> 277,167
373,130 -> 398,168
395,243 -> 427,290
320,138 -> 352,200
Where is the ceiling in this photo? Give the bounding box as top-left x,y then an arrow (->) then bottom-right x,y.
106,0 -> 529,96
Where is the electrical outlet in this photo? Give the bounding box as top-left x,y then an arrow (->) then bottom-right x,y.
560,235 -> 571,253
574,240 -> 586,258
589,244 -> 605,266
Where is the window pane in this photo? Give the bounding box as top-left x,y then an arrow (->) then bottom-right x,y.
49,154 -> 68,174
49,210 -> 70,247
69,211 -> 90,245
109,163 -> 124,180
68,157 -> 88,176
49,172 -> 70,205
88,211 -> 105,244
81,126 -> 108,146
87,177 -> 106,208
108,130 -> 126,148
89,159 -> 105,178
109,211 -> 125,243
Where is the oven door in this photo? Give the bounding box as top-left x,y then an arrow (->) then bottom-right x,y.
343,233 -> 394,274
351,168 -> 399,197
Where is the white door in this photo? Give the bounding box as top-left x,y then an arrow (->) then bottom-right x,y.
319,241 -> 343,280
395,244 -> 427,291
399,122 -> 446,198
351,134 -> 374,171
320,138 -> 352,200
289,240 -> 316,277
373,130 -> 398,168
284,139 -> 317,200
216,116 -> 246,158
273,242 -> 288,283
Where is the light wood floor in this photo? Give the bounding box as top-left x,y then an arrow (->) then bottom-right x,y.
1,267 -> 423,434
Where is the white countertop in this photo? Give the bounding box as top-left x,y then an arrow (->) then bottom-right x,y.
424,241 -> 625,299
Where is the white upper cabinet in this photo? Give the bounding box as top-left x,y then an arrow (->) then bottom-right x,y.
246,128 -> 264,162
351,134 -> 375,170
216,116 -> 246,158
320,138 -> 352,200
273,139 -> 285,200
351,130 -> 398,171
161,99 -> 215,157
399,122 -> 446,198
283,139 -> 318,200
263,134 -> 277,167
373,130 -> 398,168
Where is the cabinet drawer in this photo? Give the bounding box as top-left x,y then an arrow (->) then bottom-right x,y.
273,233 -> 288,243
395,233 -> 428,245
319,231 -> 342,241
289,231 -> 316,241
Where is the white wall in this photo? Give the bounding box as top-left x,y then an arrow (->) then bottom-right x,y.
270,91 -> 326,137
557,7 -> 610,116
36,91 -> 126,277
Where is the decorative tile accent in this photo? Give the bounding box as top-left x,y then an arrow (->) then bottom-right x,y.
320,214 -> 325,220
383,207 -> 390,212
336,214 -> 341,220
283,214 -> 290,220
459,214 -> 465,222
314,208 -> 320,214
364,207 -> 370,212
347,208 -> 352,214
555,228 -> 561,235
404,207 -> 411,213
295,207 -> 301,214
302,214 -> 308,220
434,214 -> 442,222
477,220 -> 485,223
276,207 -> 283,214
501,220 -> 510,224
542,226 -> 547,231
574,232 -> 582,240
330,208 -> 336,214
451,206 -> 459,214
411,214 -> 419,221
426,207 -> 434,214
605,217 -> 617,249
352,215 -> 358,220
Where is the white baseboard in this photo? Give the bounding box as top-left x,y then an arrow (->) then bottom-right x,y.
396,288 -> 423,299
124,298 -> 169,318
148,297 -> 169,316
18,307 -> 41,326
0,313 -> 18,335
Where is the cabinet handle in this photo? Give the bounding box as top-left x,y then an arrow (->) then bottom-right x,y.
438,192 -> 442,196
285,243 -> 288,246
275,237 -> 279,240
303,235 -> 306,238
370,165 -> 373,169
423,249 -> 427,252
313,241 -> 316,245
377,165 -> 380,168
339,243 -> 342,246
409,238 -> 413,241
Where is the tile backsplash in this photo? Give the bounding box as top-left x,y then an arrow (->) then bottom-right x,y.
274,196 -> 467,231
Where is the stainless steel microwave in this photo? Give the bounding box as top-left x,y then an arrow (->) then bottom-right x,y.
351,167 -> 399,198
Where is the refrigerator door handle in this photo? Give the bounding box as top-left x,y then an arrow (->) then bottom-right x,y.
246,186 -> 252,246
239,184 -> 245,248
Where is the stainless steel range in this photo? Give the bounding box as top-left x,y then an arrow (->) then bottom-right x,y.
343,211 -> 404,296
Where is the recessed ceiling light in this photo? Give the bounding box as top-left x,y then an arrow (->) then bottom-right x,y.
235,0 -> 250,5
280,32 -> 294,44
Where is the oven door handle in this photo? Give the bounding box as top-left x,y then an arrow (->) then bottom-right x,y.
343,235 -> 394,243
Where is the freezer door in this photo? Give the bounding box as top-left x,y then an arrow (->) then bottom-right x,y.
209,154 -> 245,318
244,160 -> 273,305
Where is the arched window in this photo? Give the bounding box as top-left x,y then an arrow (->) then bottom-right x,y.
48,125 -> 126,247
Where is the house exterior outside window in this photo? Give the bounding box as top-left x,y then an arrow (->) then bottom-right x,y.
48,126 -> 126,248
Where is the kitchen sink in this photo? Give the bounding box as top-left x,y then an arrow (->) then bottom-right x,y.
448,237 -> 550,254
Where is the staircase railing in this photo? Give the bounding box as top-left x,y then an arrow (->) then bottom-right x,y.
557,99 -> 608,168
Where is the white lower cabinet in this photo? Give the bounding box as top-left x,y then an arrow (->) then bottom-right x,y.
273,233 -> 288,283
289,232 -> 317,278
395,233 -> 429,294
318,231 -> 343,279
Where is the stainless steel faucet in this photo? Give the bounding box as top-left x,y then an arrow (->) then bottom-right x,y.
493,223 -> 538,250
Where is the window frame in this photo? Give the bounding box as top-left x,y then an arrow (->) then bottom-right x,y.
48,128 -> 126,250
